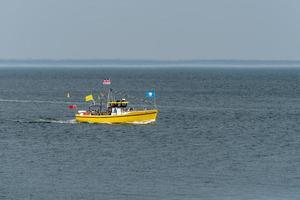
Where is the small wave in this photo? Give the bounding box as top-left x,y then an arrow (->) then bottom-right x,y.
128,120 -> 156,125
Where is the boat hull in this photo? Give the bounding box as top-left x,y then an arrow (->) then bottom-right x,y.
75,109 -> 159,124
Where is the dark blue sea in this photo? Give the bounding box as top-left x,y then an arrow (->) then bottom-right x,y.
1,63 -> 300,199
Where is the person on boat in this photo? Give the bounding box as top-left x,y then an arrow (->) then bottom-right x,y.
116,100 -> 121,107
121,98 -> 127,107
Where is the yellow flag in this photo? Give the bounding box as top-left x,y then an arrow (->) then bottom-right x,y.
85,94 -> 94,102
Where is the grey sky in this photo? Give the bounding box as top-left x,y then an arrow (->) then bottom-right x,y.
0,0 -> 299,60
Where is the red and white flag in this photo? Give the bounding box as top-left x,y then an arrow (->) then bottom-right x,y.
103,78 -> 111,85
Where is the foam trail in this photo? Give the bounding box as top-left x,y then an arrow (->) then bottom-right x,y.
0,98 -> 83,105
14,118 -> 77,124
37,119 -> 77,124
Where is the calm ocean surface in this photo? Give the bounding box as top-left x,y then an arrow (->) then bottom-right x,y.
1,65 -> 300,199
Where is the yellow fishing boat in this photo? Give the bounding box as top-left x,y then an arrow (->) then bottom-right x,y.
75,107 -> 159,124
74,82 -> 159,124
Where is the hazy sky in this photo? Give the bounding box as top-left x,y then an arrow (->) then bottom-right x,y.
0,0 -> 299,60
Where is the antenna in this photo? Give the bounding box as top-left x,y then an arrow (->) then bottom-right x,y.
153,88 -> 157,108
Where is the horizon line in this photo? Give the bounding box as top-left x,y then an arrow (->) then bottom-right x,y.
1,58 -> 300,68
1,58 -> 300,62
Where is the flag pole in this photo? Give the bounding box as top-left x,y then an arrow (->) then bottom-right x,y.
153,88 -> 157,108
92,93 -> 95,105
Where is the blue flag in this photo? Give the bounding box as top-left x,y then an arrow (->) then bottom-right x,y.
146,91 -> 155,98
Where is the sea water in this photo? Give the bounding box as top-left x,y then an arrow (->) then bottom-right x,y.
1,65 -> 300,199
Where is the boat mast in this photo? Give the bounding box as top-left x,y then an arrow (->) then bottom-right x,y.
107,88 -> 114,108
107,88 -> 110,109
